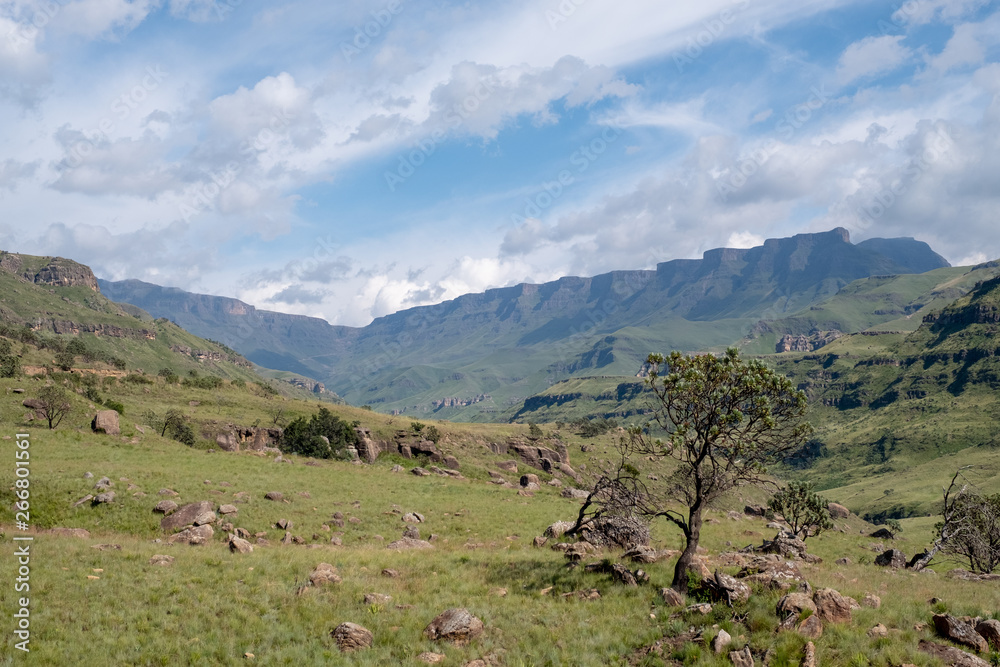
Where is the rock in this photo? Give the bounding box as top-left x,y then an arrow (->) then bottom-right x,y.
424,608 -> 484,645
712,629 -> 732,654
689,558 -> 712,580
161,501 -> 216,533
331,622 -> 373,652
777,593 -> 817,619
730,646 -> 754,667
93,491 -> 116,504
229,537 -> 253,554
363,593 -> 392,605
610,563 -> 638,587
660,587 -> 685,606
91,410 -> 121,436
381,568 -> 399,578
867,623 -> 888,638
708,571 -> 751,605
835,557 -> 851,565
544,521 -> 575,538
519,474 -> 540,490
402,512 -> 425,523
918,640 -> 991,667
977,619 -> 1000,649
411,467 -> 431,477
149,554 -> 174,566
869,527 -> 895,539
386,538 -> 433,550
391,464 -> 404,473
264,491 -> 283,501
875,549 -> 906,568
496,460 -> 518,473
561,488 -> 591,500
685,603 -> 713,614
762,531 -> 808,559
310,563 -> 342,586
72,494 -> 95,507
418,652 -> 446,664
737,558 -> 806,590
827,502 -> 850,519
623,545 -> 659,563
83,472 -> 94,479
218,504 -> 238,515
166,524 -> 214,545
276,519 -> 291,530
933,614 -> 988,652
862,593 -> 881,609
813,588 -> 852,624
802,641 -> 817,667
798,614 -> 823,639
532,536 -> 548,548
403,525 -> 420,540
94,476 -> 113,490
443,455 -> 460,470
744,504 -> 767,517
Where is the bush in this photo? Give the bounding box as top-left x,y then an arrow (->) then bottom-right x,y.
124,374 -> 153,385
104,400 -> 125,416
768,481 -> 833,540
425,425 -> 441,443
83,386 -> 103,404
281,408 -> 359,459
182,375 -> 223,390
574,417 -> 618,437
55,350 -> 75,371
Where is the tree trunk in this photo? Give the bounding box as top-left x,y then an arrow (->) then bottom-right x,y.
671,504 -> 704,592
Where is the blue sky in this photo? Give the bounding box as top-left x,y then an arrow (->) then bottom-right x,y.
0,0 -> 998,325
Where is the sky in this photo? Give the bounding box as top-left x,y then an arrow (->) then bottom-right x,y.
0,0 -> 998,326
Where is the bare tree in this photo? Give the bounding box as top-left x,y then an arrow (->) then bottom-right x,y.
578,349 -> 811,592
913,468 -> 1000,573
36,386 -> 72,430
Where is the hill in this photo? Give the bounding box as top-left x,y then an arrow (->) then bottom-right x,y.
100,228 -> 949,420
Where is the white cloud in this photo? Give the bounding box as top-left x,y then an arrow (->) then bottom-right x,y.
922,15 -> 1000,75
836,35 -> 912,85
892,0 -> 990,26
49,0 -> 161,40
0,159 -> 39,190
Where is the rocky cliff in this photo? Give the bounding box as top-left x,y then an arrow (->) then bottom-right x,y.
0,251 -> 100,291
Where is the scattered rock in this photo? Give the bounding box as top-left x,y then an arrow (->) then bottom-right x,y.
496,460 -> 518,473
331,622 -> 373,652
802,641 -> 817,667
869,527 -> 895,539
403,525 -> 420,540
660,588 -> 685,607
933,614 -> 988,652
91,544 -> 121,551
153,500 -> 178,515
976,619 -> 1000,649
561,488 -> 591,500
533,536 -> 548,548
229,537 -> 253,554
402,512 -> 425,523
544,521 -> 574,538
91,410 -> 121,436
707,571 -> 751,605
777,593 -> 817,620
827,502 -> 850,519
867,623 -> 888,638
161,501 -> 216,533
835,557 -> 851,565
363,593 -> 392,605
45,527 -> 90,538
149,554 -> 174,566
93,491 -> 115,504
730,646 -> 754,667
686,603 -> 713,615
519,474 -> 540,490
94,476 -> 113,490
623,545 -> 659,563
875,549 -> 907,568
862,593 -> 881,609
418,653 -> 446,664
264,491 -> 283,501
813,588 -> 853,624
411,467 -> 431,477
918,640 -> 991,667
744,504 -> 767,517
310,563 -> 342,586
711,629 -> 732,654
381,568 -> 399,578
166,524 -> 214,545
218,504 -> 238,515
798,614 -> 823,639
158,488 -> 179,497
424,608 -> 484,645
386,537 -> 433,550
276,519 -> 291,530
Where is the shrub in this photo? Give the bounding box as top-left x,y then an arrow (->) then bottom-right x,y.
124,374 -> 153,385
425,425 -> 441,443
281,408 -> 359,459
768,482 -> 833,540
104,400 -> 125,416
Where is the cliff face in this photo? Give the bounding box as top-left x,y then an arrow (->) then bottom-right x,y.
0,251 -> 100,291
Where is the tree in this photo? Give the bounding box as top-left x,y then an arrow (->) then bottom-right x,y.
579,349 -> 811,592
768,482 -> 833,540
914,468 -> 1000,573
36,386 -> 72,429
0,338 -> 20,378
281,408 -> 359,459
143,409 -> 187,439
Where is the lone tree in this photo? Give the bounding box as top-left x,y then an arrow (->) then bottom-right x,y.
768,482 -> 833,540
578,349 -> 811,592
37,386 -> 73,430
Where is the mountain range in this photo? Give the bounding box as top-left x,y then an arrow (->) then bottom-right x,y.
99,228 -> 951,420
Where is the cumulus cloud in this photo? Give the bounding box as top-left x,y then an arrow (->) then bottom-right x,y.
49,0 -> 160,40
0,159 -> 39,190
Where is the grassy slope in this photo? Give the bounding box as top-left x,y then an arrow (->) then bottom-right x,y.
2,375 -> 996,665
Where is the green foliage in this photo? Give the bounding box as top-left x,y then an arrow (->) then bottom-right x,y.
885,518 -> 903,537
83,386 -> 103,404
0,337 -> 20,378
410,421 -> 425,434
55,349 -> 75,371
528,422 -> 543,438
573,417 -> 618,437
124,374 -> 153,385
104,399 -> 125,416
768,482 -> 834,540
425,425 -> 441,443
281,408 -> 359,459
37,385 -> 72,429
182,375 -> 224,390
158,367 -> 180,384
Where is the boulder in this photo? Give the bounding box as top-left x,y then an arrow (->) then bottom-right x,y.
660,588 -> 685,607
91,410 -> 120,436
712,629 -> 732,654
762,531 -> 808,559
229,537 -> 253,554
862,593 -> 881,609
933,614 -> 988,652
166,524 -> 214,545
875,549 -> 906,568
402,525 -> 420,540
867,624 -> 888,638
386,538 -> 433,550
424,608 -> 484,645
813,588 -> 853,624
623,545 -> 659,563
708,571 -> 751,605
411,467 -> 431,477
561,488 -> 591,500
264,491 -> 283,501
309,563 -> 342,586
744,504 -> 767,517
94,476 -> 113,490
802,642 -> 817,667
443,455 -> 460,470
161,501 -> 216,533
363,593 -> 392,605
519,474 -> 540,490
153,500 -> 178,515
918,640 -> 991,667
93,491 -> 116,504
777,592 -> 817,619
730,646 -> 754,667
869,527 -> 895,539
149,554 -> 174,566
827,502 -> 850,519
977,619 -> 1000,649
332,622 -> 373,652
496,460 -> 518,473
798,614 -> 823,639
218,504 -> 238,515
402,512 -> 425,523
